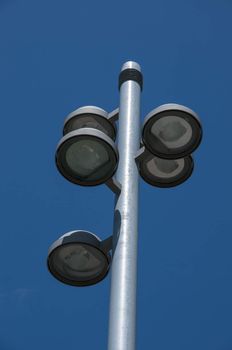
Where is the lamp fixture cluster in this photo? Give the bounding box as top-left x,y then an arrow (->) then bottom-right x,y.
48,102 -> 202,286
55,106 -> 118,186
137,103 -> 202,187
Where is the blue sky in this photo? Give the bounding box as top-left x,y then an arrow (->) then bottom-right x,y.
0,0 -> 232,349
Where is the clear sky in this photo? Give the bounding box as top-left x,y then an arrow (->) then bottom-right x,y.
0,0 -> 232,349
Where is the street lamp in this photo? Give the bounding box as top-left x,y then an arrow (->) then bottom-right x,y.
142,103 -> 202,159
47,230 -> 111,287
63,106 -> 117,140
47,61 -> 202,350
137,147 -> 194,188
56,128 -> 118,186
56,106 -> 118,186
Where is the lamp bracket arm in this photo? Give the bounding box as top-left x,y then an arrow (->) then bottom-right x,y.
106,176 -> 121,195
101,235 -> 113,252
135,146 -> 149,164
108,108 -> 119,122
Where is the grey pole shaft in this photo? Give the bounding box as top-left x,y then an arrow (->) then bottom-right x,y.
108,61 -> 142,350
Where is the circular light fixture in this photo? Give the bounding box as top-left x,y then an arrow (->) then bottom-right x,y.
138,151 -> 194,188
63,106 -> 116,141
47,230 -> 111,287
142,104 -> 202,159
56,128 -> 119,186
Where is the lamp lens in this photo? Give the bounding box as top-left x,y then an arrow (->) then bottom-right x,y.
66,139 -> 109,177
151,116 -> 192,149
64,114 -> 116,140
52,244 -> 107,282
147,157 -> 185,179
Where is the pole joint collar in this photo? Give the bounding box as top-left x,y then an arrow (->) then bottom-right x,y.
118,68 -> 143,90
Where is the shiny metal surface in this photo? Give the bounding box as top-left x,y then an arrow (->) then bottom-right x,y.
121,61 -> 141,72
108,61 -> 141,350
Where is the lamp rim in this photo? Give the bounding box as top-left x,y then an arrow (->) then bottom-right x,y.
143,103 -> 201,126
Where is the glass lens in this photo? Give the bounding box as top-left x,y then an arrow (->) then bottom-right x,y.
65,139 -> 109,177
69,115 -> 102,130
146,157 -> 185,179
151,116 -> 192,149
64,115 -> 115,139
52,244 -> 107,282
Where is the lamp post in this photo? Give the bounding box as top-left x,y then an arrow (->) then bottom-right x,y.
47,61 -> 202,350
107,61 -> 142,350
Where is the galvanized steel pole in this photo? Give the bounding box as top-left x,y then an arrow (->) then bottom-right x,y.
108,61 -> 142,350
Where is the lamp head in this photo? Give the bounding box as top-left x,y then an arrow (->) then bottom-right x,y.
138,151 -> 194,188
142,104 -> 202,159
56,128 -> 118,186
63,106 -> 116,140
47,230 -> 111,287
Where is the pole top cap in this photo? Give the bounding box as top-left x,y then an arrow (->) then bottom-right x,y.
121,61 -> 141,72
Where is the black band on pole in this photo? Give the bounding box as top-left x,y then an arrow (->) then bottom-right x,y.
119,68 -> 143,90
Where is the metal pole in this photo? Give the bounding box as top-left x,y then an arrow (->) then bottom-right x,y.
108,61 -> 142,350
